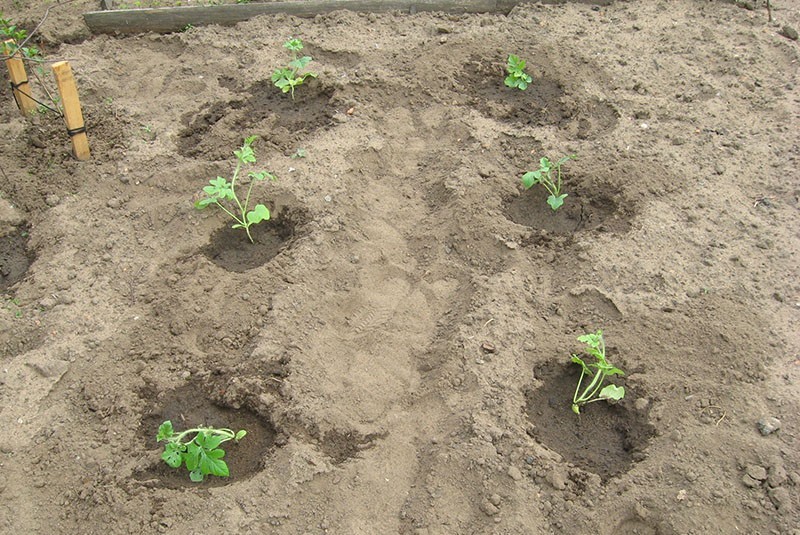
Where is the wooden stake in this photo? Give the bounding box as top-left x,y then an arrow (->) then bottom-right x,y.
3,40 -> 37,115
52,61 -> 90,161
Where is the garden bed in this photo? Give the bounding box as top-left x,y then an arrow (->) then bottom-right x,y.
0,0 -> 798,532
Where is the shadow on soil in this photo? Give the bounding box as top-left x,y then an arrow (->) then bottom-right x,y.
0,225 -> 35,291
201,206 -> 299,272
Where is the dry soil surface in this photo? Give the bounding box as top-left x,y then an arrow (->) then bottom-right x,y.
0,0 -> 799,533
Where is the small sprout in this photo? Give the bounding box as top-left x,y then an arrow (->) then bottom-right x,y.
504,54 -> 532,91
5,297 -> 22,318
195,136 -> 277,243
571,330 -> 626,415
521,154 -> 576,211
157,420 -> 247,482
290,148 -> 307,159
272,38 -> 317,100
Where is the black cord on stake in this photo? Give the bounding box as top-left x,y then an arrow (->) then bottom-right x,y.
7,80 -> 63,115
67,125 -> 87,137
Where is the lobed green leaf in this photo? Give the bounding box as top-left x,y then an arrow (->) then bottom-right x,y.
289,56 -> 312,70
547,194 -> 567,211
284,38 -> 303,51
161,444 -> 183,468
246,204 -> 271,225
521,171 -> 540,189
157,421 -> 174,442
198,432 -> 223,451
571,355 -> 592,375
599,384 -> 625,401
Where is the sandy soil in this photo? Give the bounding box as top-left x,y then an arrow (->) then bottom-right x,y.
1,0 -> 799,533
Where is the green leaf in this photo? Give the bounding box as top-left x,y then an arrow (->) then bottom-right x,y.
571,355 -> 592,375
249,171 -> 276,182
201,455 -> 230,477
195,198 -> 215,209
161,445 -> 183,468
235,142 -> 256,164
272,69 -> 291,82
246,204 -> 271,225
157,421 -> 174,442
185,442 -> 201,471
289,56 -> 312,70
547,194 -> 567,210
189,469 -> 204,482
235,430 -> 247,441
556,154 -> 576,166
206,448 -> 226,460
507,54 -> 523,71
521,171 -> 539,189
599,384 -> 625,401
603,365 -> 625,377
201,433 -> 224,451
284,38 -> 303,51
577,331 -> 602,349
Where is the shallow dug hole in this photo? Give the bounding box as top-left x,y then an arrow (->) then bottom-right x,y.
0,226 -> 35,291
506,186 -> 633,236
178,80 -> 335,159
137,384 -> 276,488
201,209 -> 298,272
526,363 -> 654,481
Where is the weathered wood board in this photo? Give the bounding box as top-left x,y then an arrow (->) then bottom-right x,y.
84,0 -> 522,35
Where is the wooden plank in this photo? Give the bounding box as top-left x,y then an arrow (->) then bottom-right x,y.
52,61 -> 91,161
84,0 -> 521,34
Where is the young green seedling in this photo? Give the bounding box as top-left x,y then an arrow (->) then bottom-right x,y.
272,38 -> 317,100
195,136 -> 277,243
504,54 -> 532,90
1,16 -> 41,60
570,330 -> 625,415
157,420 -> 247,482
521,154 -> 576,211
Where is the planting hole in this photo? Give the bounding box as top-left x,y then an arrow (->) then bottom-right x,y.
458,59 -> 618,137
201,206 -> 299,272
525,362 -> 654,481
137,384 -> 276,488
460,59 -> 566,128
505,187 -> 632,236
0,225 -> 35,291
320,429 -> 381,465
177,81 -> 334,159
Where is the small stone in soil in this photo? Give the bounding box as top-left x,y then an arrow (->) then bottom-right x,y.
741,474 -> 761,488
769,487 -> 791,510
780,25 -> 798,41
756,417 -> 781,435
746,465 -> 767,481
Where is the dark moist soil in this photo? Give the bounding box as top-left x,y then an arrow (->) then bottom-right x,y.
0,1 -> 798,534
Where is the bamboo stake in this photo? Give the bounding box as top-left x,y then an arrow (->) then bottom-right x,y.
3,40 -> 37,115
51,61 -> 90,161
